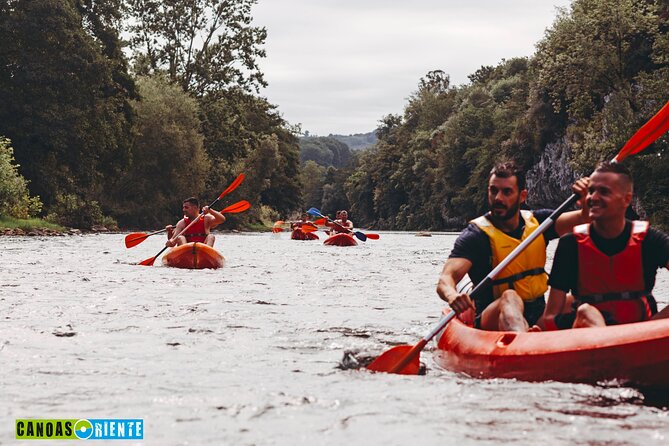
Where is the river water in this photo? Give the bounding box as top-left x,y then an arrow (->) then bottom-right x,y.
1,232 -> 668,445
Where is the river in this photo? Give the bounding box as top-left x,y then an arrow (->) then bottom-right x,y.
1,232 -> 668,445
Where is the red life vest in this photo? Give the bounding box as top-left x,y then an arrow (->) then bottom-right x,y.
574,221 -> 653,324
182,216 -> 207,243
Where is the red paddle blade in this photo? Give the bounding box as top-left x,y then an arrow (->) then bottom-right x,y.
313,218 -> 327,226
365,233 -> 380,240
217,173 -> 245,199
615,100 -> 669,162
125,232 -> 148,248
139,256 -> 158,266
221,200 -> 251,213
366,345 -> 421,375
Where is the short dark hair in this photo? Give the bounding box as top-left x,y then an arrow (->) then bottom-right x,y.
183,197 -> 199,207
490,161 -> 526,190
594,161 -> 633,190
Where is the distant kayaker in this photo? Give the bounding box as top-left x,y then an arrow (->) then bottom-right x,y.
290,213 -> 313,230
538,161 -> 669,330
165,197 -> 226,247
436,161 -> 590,332
290,213 -> 319,241
329,210 -> 354,234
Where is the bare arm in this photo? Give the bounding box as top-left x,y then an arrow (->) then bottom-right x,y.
536,287 -> 568,330
203,206 -> 226,230
554,177 -> 590,236
166,219 -> 186,247
436,257 -> 475,314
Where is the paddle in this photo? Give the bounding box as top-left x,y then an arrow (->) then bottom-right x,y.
366,100 -> 669,375
125,200 -> 251,248
306,208 -> 379,241
138,174 -> 246,266
125,228 -> 168,248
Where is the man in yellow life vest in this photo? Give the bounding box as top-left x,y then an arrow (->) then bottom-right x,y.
436,161 -> 589,332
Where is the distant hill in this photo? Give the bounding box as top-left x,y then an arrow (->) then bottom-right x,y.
302,131 -> 377,151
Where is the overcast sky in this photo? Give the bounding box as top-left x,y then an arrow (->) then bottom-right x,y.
251,0 -> 572,136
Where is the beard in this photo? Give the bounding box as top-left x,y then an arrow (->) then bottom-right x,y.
489,197 -> 521,222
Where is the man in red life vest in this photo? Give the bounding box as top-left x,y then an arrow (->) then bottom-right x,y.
290,213 -> 318,240
165,197 -> 226,248
329,210 -> 354,234
436,161 -> 590,332
538,162 -> 669,330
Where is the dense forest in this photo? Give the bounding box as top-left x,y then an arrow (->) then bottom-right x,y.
0,0 -> 668,231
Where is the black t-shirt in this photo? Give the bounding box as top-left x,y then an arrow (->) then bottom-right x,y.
549,221 -> 669,294
448,209 -> 558,310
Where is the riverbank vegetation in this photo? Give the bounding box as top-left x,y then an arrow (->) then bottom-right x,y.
303,0 -> 669,230
0,0 -> 668,231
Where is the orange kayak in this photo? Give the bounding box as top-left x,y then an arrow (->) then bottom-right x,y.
434,317 -> 669,389
324,233 -> 357,246
162,242 -> 224,269
291,229 -> 319,240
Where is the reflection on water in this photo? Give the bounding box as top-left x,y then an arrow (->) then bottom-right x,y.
1,232 -> 668,445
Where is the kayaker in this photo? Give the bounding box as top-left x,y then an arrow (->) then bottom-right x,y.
538,161 -> 669,330
165,197 -> 226,247
436,161 -> 590,332
290,213 -> 313,230
290,213 -> 319,240
328,210 -> 354,234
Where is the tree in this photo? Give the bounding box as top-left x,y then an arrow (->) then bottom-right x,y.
111,76 -> 211,227
0,136 -> 42,218
126,0 -> 267,96
0,0 -> 136,209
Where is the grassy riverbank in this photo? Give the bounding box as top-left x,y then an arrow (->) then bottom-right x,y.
0,216 -> 66,233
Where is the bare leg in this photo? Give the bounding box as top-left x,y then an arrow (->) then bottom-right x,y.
480,290 -> 528,332
175,235 -> 187,246
573,303 -> 606,328
204,234 -> 215,247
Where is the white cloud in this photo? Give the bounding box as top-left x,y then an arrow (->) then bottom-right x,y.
252,0 -> 572,135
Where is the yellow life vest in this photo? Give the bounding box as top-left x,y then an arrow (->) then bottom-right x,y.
471,210 -> 548,301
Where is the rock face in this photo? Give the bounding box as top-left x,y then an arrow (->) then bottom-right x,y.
526,137 -> 579,209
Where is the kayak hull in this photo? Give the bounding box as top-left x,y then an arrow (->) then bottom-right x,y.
162,242 -> 224,269
291,229 -> 319,240
324,233 -> 357,246
434,317 -> 669,389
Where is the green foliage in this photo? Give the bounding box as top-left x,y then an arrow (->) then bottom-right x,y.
0,0 -> 136,209
110,75 -> 211,227
299,137 -> 353,168
0,137 -> 42,219
46,194 -> 116,230
326,132 -> 377,151
126,0 -> 267,95
300,160 -> 326,208
328,0 -> 669,230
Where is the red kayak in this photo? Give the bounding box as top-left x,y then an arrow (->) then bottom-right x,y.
324,233 -> 357,246
434,316 -> 669,389
162,242 -> 224,269
291,228 -> 319,240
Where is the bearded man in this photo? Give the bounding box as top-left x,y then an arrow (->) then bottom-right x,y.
436,161 -> 589,332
